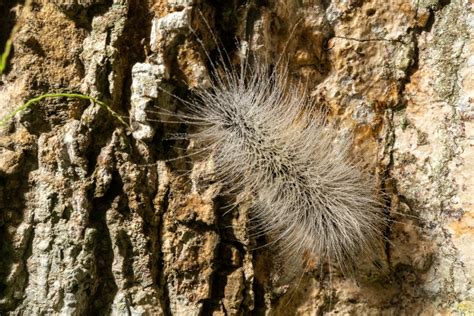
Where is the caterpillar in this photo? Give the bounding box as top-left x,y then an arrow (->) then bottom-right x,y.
143,12 -> 388,276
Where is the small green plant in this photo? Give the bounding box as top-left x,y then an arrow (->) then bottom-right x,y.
0,28 -> 15,76
0,0 -> 128,129
0,93 -> 129,128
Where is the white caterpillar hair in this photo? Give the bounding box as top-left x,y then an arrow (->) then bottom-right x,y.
153,16 -> 387,274
173,45 -> 388,274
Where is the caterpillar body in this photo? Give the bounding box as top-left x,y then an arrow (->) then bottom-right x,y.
152,21 -> 387,275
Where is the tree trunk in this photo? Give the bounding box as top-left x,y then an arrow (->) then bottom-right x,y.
0,0 -> 472,315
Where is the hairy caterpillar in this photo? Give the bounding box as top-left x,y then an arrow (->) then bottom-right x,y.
144,13 -> 387,276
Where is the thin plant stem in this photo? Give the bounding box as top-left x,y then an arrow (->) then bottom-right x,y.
0,93 -> 129,128
0,0 -> 32,75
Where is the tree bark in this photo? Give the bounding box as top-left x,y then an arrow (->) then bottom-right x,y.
0,0 -> 473,315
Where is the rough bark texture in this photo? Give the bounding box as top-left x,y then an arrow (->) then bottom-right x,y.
0,0 -> 473,315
